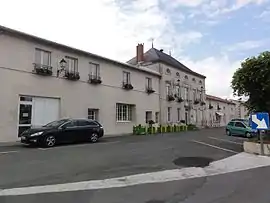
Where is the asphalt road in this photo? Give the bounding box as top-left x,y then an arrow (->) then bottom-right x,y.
1,128 -> 269,203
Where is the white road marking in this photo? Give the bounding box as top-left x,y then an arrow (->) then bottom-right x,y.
0,151 -> 18,155
192,140 -> 238,154
208,137 -> 243,145
1,152 -> 270,196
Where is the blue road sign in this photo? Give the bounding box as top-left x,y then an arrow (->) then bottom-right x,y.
250,112 -> 270,130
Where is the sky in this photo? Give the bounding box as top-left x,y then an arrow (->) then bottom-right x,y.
0,0 -> 269,99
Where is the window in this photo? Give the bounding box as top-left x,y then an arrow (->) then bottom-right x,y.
145,111 -> 152,123
199,80 -> 202,84
166,83 -> 172,96
35,49 -> 51,66
63,120 -> 77,128
177,108 -> 180,122
77,120 -> 98,127
176,86 -> 180,97
184,87 -> 189,100
146,77 -> 152,89
176,72 -> 180,77
166,68 -> 171,74
228,122 -> 234,126
65,56 -> 78,72
90,62 -> 100,77
155,112 -> 159,123
116,103 -> 132,122
235,122 -> 245,128
185,75 -> 188,79
167,107 -> 171,122
123,71 -> 131,84
193,89 -> 196,101
199,91 -> 202,101
192,78 -> 196,82
88,109 -> 99,120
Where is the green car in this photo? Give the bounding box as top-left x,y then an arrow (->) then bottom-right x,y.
226,119 -> 257,138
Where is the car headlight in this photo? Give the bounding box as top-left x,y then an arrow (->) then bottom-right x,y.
30,132 -> 43,137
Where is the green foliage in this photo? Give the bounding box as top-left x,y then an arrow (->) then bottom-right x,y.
231,51 -> 270,113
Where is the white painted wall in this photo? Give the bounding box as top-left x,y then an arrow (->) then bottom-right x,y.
0,34 -> 160,142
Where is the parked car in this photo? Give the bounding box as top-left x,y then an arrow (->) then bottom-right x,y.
20,118 -> 104,147
226,120 -> 257,138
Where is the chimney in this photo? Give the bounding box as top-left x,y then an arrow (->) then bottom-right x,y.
136,43 -> 144,63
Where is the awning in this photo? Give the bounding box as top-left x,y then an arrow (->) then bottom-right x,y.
215,112 -> 224,116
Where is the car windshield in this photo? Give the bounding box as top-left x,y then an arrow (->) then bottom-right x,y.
243,120 -> 250,127
43,119 -> 69,127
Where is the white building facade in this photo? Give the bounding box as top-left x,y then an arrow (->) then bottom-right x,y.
0,26 -> 161,142
127,44 -> 207,127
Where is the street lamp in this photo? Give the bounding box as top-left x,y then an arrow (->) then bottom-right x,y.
57,58 -> 67,77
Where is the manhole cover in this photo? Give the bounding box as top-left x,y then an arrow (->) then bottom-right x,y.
173,157 -> 213,167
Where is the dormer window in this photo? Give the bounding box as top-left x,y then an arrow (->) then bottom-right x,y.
184,75 -> 188,80
176,72 -> 180,77
199,80 -> 202,84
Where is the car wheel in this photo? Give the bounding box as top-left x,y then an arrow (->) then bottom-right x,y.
245,132 -> 252,138
226,130 -> 231,136
44,135 -> 56,147
90,133 -> 99,143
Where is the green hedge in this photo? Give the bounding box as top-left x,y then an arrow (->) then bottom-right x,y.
133,124 -> 189,135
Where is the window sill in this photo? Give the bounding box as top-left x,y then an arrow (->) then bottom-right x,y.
116,121 -> 132,123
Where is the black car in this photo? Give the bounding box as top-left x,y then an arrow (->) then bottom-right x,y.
20,118 -> 104,147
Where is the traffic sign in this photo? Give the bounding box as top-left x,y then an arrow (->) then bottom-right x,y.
250,112 -> 270,130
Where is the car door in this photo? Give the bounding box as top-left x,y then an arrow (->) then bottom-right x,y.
76,120 -> 94,141
58,120 -> 78,143
233,121 -> 246,136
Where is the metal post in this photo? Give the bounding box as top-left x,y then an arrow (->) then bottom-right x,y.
259,130 -> 264,155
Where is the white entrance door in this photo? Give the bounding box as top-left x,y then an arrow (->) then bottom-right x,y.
32,97 -> 60,127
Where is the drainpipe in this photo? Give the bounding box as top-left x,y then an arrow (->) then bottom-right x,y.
158,63 -> 162,129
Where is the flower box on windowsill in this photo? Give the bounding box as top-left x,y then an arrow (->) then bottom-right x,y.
217,107 -> 221,110
209,105 -> 213,109
200,101 -> 206,106
194,100 -> 200,105
167,95 -> 175,101
64,71 -> 80,81
176,97 -> 184,103
146,88 -> 155,94
89,74 -> 102,84
33,63 -> 53,76
122,83 -> 133,90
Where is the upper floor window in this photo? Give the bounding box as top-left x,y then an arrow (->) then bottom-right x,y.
199,91 -> 202,100
65,56 -> 78,72
176,72 -> 180,77
184,75 -> 188,80
123,71 -> 131,84
166,68 -> 171,74
146,77 -> 152,89
192,78 -> 196,82
184,87 -> 189,100
35,49 -> 51,66
166,83 -> 172,96
199,80 -> 202,84
193,89 -> 196,101
90,62 -> 100,77
176,85 -> 181,97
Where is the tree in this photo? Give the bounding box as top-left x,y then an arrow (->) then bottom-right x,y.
231,51 -> 270,113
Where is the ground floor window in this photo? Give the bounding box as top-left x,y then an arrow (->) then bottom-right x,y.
116,103 -> 133,122
177,108 -> 180,122
145,111 -> 152,123
167,107 -> 171,122
88,108 -> 99,120
155,112 -> 159,123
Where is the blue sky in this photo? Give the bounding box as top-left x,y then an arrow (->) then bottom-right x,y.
0,0 -> 269,98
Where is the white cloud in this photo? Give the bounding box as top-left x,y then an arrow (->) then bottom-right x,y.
225,39 -> 268,52
181,55 -> 241,98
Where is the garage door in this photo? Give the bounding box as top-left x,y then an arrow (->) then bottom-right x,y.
32,97 -> 60,127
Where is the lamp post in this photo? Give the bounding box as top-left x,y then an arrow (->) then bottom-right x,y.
57,58 -> 67,77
